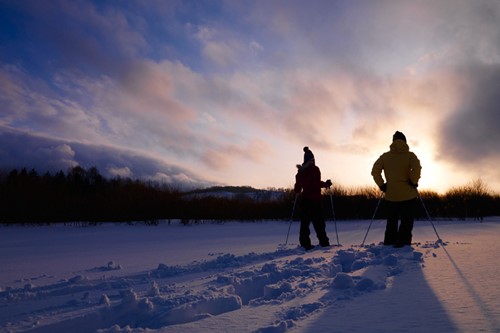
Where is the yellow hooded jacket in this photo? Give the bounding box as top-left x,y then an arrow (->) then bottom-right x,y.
371,139 -> 422,202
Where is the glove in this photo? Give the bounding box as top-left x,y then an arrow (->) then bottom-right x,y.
379,183 -> 387,192
325,179 -> 332,188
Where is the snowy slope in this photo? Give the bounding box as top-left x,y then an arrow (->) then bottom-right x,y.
1,219 -> 499,333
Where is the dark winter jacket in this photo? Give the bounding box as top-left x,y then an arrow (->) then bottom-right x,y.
294,161 -> 328,201
371,139 -> 422,202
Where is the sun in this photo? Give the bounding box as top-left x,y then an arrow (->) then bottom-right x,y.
412,141 -> 452,194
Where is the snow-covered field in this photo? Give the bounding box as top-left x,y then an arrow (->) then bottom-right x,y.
1,218 -> 500,333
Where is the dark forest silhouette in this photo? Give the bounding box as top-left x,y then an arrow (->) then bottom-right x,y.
0,166 -> 498,224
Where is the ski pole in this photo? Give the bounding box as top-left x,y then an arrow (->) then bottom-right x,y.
417,190 -> 442,243
329,191 -> 340,246
361,193 -> 383,247
285,194 -> 299,245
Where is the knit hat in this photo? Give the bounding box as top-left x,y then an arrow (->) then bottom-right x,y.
392,131 -> 407,142
303,146 -> 315,164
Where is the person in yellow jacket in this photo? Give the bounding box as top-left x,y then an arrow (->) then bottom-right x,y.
371,131 -> 421,247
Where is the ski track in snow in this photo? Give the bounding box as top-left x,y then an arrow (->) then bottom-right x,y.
1,220 -> 500,333
0,239 -> 438,333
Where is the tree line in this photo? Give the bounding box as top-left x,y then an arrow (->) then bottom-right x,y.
0,167 -> 499,225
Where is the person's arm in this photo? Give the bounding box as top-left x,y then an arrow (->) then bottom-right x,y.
371,155 -> 385,188
409,153 -> 421,186
294,173 -> 302,194
316,167 -> 330,188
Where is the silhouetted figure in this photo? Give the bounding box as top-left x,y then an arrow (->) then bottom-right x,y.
371,131 -> 421,247
294,147 -> 332,250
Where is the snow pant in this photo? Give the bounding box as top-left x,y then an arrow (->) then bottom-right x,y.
384,198 -> 416,246
299,198 -> 330,248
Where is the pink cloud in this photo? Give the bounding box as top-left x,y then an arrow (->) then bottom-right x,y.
201,139 -> 271,170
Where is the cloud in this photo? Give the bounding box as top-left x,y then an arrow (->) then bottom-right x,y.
1,54 -> 279,177
200,139 -> 271,170
438,63 -> 500,164
117,60 -> 196,124
0,64 -> 104,142
202,41 -> 241,67
0,132 -> 79,172
0,1 -> 149,79
189,23 -> 252,69
0,127 -> 214,189
108,166 -> 133,178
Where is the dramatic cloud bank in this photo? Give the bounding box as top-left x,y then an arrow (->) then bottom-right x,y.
0,128 -> 212,189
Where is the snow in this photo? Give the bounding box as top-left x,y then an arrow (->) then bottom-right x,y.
1,218 -> 500,333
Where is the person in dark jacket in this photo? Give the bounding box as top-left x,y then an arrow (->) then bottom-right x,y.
371,131 -> 422,247
294,147 -> 331,250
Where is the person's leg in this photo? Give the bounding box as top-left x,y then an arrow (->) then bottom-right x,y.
299,199 -> 313,249
398,199 -> 416,246
312,219 -> 330,247
299,220 -> 312,249
309,200 -> 330,246
384,201 -> 399,245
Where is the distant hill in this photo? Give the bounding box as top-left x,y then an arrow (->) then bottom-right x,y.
183,186 -> 286,202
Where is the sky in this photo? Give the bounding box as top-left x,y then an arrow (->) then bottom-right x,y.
1,0 -> 500,193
